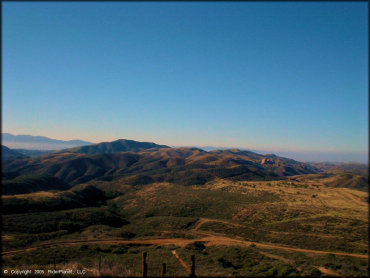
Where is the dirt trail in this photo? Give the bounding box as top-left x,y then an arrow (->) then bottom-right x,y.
193,218 -> 242,230
3,235 -> 368,260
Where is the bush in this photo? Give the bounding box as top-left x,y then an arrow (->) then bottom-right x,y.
185,241 -> 206,251
309,267 -> 322,277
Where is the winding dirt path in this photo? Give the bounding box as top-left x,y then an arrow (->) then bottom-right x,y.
2,235 -> 368,260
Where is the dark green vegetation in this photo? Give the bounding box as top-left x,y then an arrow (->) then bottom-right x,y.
3,207 -> 128,234
1,139 -> 368,277
2,175 -> 71,195
2,185 -> 109,214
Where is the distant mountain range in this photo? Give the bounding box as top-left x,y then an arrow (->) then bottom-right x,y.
2,133 -> 92,150
179,146 -> 368,164
2,138 -> 368,191
56,139 -> 170,154
2,134 -> 366,163
2,139 -> 320,186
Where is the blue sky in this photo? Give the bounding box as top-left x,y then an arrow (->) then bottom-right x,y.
2,2 -> 368,161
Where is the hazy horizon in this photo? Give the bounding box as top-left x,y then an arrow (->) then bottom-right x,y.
3,2 -> 368,161
2,132 -> 368,164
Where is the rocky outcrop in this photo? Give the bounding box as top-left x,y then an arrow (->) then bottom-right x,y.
261,158 -> 275,165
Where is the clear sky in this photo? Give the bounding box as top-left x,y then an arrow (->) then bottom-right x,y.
2,2 -> 368,159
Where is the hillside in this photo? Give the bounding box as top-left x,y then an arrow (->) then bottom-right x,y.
312,162 -> 368,174
13,149 -> 55,157
2,176 -> 72,195
289,171 -> 369,191
321,172 -> 368,190
2,185 -> 108,214
2,145 -> 28,162
2,141 -> 320,186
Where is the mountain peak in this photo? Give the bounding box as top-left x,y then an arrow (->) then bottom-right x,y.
57,139 -> 170,154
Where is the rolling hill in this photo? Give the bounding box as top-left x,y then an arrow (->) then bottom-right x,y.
2,145 -> 28,162
290,171 -> 369,191
321,172 -> 368,190
312,162 -> 368,176
2,140 -> 321,186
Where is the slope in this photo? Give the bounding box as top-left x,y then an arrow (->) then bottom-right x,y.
1,145 -> 28,162
2,142 -> 320,186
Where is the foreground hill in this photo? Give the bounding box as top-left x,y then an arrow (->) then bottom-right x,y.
56,139 -> 170,154
2,140 -> 320,186
2,179 -> 368,276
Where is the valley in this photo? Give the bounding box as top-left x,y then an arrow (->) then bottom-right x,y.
1,140 -> 369,277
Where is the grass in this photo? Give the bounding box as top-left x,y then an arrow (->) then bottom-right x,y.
114,183 -> 280,220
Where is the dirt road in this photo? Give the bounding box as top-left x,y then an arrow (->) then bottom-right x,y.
3,235 -> 368,260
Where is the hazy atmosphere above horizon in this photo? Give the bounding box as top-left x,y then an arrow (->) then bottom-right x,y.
3,2 -> 368,162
